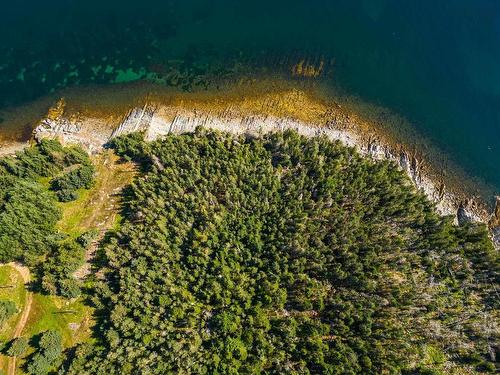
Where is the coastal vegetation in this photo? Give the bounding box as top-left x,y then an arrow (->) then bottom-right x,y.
0,301 -> 17,327
0,130 -> 497,374
0,140 -> 97,373
25,329 -> 63,374
60,129 -> 496,374
0,265 -> 27,338
0,139 -> 94,264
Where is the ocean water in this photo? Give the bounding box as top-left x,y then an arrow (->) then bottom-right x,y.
0,0 -> 499,194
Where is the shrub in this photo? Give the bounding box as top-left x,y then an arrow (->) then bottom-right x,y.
7,337 -> 29,357
39,330 -> 63,362
38,241 -> 85,297
76,229 -> 99,248
0,300 -> 17,325
24,330 -> 63,374
26,352 -> 50,374
50,164 -> 95,202
58,278 -> 82,299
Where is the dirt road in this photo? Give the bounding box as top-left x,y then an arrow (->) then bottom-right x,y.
5,263 -> 32,375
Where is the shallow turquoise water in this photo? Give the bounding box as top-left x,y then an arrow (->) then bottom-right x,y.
0,0 -> 499,193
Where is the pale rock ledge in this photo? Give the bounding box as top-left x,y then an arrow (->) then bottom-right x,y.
32,102 -> 499,248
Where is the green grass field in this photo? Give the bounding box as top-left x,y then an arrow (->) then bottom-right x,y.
0,265 -> 28,372
57,150 -> 135,239
13,293 -> 93,374
22,294 -> 93,347
0,265 -> 27,343
0,265 -> 92,373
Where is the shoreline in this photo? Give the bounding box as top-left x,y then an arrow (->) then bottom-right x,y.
2,79 -> 496,201
1,84 -> 499,248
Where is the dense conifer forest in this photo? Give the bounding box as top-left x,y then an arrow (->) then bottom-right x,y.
0,139 -> 94,295
55,129 -> 497,374
0,140 -> 96,373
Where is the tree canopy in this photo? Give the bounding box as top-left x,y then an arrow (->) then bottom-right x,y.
0,139 -> 94,264
62,129 -> 498,374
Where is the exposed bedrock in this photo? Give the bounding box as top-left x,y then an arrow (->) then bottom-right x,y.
489,197 -> 500,248
32,102 -> 499,248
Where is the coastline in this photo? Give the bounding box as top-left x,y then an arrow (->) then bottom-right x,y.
1,83 -> 499,248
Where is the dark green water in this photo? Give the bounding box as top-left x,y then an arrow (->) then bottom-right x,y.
1,0 -> 499,194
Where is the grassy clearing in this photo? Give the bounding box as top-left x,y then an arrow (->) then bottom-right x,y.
24,148 -> 134,347
2,150 -> 134,373
15,294 -> 93,373
22,294 -> 92,347
0,266 -> 92,374
57,149 -> 135,239
0,266 -> 27,342
0,265 -> 27,371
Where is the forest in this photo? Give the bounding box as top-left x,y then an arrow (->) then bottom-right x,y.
0,139 -> 95,373
53,129 -> 497,374
0,139 -> 94,265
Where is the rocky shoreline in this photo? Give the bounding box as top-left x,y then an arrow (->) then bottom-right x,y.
25,97 -> 499,250
34,105 -> 500,247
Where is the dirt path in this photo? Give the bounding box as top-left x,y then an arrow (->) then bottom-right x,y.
68,151 -> 135,279
6,262 -> 32,375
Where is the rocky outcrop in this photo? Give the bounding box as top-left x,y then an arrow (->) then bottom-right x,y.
32,101 -> 496,247
34,105 -> 111,154
35,116 -> 82,137
111,104 -> 158,139
489,197 -> 500,248
457,200 -> 481,226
